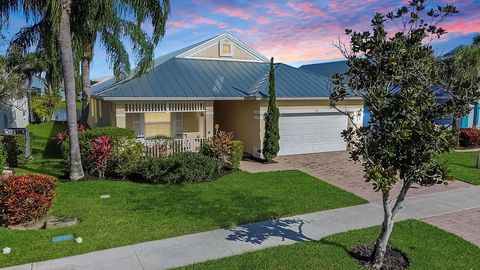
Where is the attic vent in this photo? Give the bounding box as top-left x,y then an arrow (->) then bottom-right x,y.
219,39 -> 233,57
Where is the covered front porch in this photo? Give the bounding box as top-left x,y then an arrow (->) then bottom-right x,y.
114,101 -> 214,140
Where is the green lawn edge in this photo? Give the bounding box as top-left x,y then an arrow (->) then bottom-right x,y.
180,219 -> 480,270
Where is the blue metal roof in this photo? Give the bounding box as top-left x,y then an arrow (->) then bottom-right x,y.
93,58 -> 336,100
300,60 -> 348,78
92,36 -> 218,95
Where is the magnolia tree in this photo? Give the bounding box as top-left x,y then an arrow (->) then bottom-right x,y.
329,1 -> 479,268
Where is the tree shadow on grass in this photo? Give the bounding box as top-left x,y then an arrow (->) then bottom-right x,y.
42,122 -> 66,159
225,218 -> 314,245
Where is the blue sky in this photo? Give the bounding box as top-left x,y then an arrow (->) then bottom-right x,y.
2,0 -> 479,81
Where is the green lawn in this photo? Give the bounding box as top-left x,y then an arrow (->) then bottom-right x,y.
441,151 -> 480,185
1,123 -> 367,268
181,220 -> 480,270
16,122 -> 67,178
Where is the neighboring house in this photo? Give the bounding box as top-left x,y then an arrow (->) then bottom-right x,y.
0,75 -> 46,131
90,33 -> 364,157
300,61 -> 480,129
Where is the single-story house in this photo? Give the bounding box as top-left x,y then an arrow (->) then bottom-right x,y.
300,61 -> 480,129
90,33 -> 364,157
0,75 -> 46,131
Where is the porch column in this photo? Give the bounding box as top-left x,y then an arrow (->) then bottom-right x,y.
115,103 -> 126,128
205,101 -> 214,138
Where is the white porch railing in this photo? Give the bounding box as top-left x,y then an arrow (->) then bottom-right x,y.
140,138 -> 206,157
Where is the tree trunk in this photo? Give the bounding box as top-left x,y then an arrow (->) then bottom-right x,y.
452,116 -> 460,147
372,184 -> 409,269
79,58 -> 91,125
58,0 -> 84,180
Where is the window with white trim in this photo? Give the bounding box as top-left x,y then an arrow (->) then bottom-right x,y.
219,39 -> 234,57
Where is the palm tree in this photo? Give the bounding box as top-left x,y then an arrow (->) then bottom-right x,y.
58,0 -> 84,180
1,0 -> 84,180
70,1 -> 170,124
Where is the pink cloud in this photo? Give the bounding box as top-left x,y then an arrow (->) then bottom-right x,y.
265,3 -> 294,17
213,5 -> 253,20
286,0 -> 327,17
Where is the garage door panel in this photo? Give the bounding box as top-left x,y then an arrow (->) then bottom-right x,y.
278,113 -> 348,156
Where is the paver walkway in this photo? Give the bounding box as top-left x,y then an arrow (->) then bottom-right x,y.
241,151 -> 472,202
422,207 -> 480,247
4,185 -> 480,270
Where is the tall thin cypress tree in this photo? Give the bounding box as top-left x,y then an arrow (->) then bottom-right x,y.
262,57 -> 280,161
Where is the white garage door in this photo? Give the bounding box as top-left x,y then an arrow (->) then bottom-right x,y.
278,113 -> 348,156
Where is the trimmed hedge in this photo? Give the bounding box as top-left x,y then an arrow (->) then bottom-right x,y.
231,140 -> 244,170
137,152 -> 218,184
0,134 -> 28,167
0,143 -> 6,169
62,127 -> 137,176
0,174 -> 56,226
459,128 -> 480,148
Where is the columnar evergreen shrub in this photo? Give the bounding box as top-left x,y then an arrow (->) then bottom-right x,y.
0,174 -> 56,226
262,57 -> 280,162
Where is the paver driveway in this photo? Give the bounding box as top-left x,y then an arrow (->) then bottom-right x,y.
240,151 -> 472,202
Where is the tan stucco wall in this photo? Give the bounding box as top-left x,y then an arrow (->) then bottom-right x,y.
88,98 -> 115,127
190,42 -> 256,61
89,101 -> 214,140
214,100 -> 262,156
215,99 -> 363,157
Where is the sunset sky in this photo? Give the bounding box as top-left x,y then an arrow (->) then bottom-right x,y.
2,0 -> 479,80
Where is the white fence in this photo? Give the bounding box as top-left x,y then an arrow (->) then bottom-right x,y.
141,138 -> 206,157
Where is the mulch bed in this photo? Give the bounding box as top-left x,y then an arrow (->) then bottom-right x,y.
349,243 -> 409,270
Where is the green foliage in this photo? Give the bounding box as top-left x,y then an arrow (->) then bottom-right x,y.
330,2 -> 462,193
329,2 -> 471,264
137,153 -> 218,184
440,45 -> 480,125
0,54 -> 27,107
0,143 -> 6,169
473,34 -> 480,46
111,137 -> 143,178
230,140 -> 244,170
262,57 -> 280,162
62,127 -> 136,176
0,134 -> 28,168
31,88 -> 61,122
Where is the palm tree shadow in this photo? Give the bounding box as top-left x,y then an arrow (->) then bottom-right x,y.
226,218 -> 314,245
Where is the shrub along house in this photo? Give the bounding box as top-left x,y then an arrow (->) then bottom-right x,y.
90,33 -> 363,158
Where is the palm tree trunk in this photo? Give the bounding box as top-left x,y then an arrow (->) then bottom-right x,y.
79,57 -> 91,125
58,0 -> 84,180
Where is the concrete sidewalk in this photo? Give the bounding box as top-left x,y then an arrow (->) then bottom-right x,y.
4,186 -> 480,270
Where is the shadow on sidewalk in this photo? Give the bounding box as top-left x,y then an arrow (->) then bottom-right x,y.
225,218 -> 314,245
